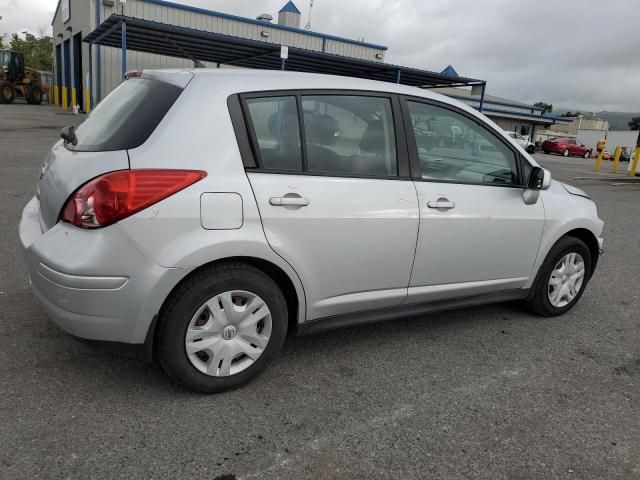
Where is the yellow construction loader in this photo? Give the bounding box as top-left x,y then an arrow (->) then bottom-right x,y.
0,49 -> 47,104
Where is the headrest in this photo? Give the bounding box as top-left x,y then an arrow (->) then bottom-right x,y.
359,119 -> 386,153
306,114 -> 338,146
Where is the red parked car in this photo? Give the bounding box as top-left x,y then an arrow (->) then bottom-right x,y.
542,138 -> 592,158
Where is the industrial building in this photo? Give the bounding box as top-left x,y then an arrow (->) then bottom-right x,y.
50,0 -> 567,141
51,0 -> 391,111
436,67 -> 571,142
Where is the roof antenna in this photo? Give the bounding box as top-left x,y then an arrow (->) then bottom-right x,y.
304,0 -> 314,30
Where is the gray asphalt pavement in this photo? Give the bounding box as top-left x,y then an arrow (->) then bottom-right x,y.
1,104 -> 639,479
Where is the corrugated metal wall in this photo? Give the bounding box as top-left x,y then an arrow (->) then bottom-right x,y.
54,0 -> 387,107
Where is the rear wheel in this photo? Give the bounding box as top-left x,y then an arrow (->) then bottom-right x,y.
563,149 -> 570,157
525,236 -> 592,317
27,86 -> 42,105
157,262 -> 288,393
526,145 -> 535,154
0,81 -> 15,104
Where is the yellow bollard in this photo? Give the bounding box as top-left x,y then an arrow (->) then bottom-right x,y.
71,88 -> 77,109
594,149 -> 604,172
61,87 -> 68,109
85,89 -> 91,113
612,146 -> 622,173
53,86 -> 59,106
630,147 -> 640,176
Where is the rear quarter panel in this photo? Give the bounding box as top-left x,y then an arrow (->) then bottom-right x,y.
119,75 -> 307,321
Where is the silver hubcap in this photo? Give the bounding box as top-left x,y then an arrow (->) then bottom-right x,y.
548,252 -> 585,307
185,290 -> 272,377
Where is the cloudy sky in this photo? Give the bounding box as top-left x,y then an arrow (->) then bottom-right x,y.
1,0 -> 638,112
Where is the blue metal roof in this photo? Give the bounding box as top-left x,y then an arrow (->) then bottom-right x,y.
444,93 -> 571,124
84,15 -> 485,89
279,1 -> 302,14
441,65 -> 459,77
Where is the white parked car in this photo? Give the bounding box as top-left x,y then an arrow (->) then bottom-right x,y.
19,70 -> 604,393
506,131 -> 536,153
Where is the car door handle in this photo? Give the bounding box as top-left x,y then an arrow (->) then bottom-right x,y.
269,196 -> 310,207
427,199 -> 455,210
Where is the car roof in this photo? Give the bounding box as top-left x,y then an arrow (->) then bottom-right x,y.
144,68 -> 476,111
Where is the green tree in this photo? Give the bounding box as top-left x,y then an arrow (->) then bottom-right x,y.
9,31 -> 53,71
628,117 -> 640,130
534,102 -> 553,114
560,111 -> 581,118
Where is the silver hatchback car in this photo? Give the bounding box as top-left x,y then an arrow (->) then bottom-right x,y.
20,70 -> 604,392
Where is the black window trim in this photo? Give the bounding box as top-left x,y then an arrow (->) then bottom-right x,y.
230,89 -> 411,181
398,94 -> 531,189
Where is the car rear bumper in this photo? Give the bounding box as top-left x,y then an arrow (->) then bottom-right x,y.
19,196 -> 192,344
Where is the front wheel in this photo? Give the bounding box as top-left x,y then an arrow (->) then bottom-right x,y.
583,151 -> 590,159
157,263 -> 288,393
0,81 -> 15,104
526,145 -> 535,154
563,149 -> 570,157
525,236 -> 592,317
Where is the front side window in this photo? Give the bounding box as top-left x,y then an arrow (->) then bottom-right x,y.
245,96 -> 302,171
406,101 -> 518,185
301,95 -> 397,176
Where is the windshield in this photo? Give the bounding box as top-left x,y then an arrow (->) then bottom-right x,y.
69,77 -> 183,151
0,51 -> 10,68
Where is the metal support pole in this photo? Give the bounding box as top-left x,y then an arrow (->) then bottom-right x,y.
594,149 -> 604,172
88,46 -> 93,112
478,82 -> 486,112
281,58 -> 286,71
530,124 -> 537,148
612,146 -> 622,173
121,21 -> 127,80
95,0 -> 102,103
630,147 -> 640,176
396,70 -> 401,84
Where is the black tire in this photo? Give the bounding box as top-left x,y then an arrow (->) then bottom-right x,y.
543,150 -> 549,155
157,262 -> 288,393
0,81 -> 16,104
525,236 -> 592,317
563,149 -> 570,157
526,145 -> 535,154
27,86 -> 42,105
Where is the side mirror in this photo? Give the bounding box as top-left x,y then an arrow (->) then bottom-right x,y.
523,167 -> 551,204
527,166 -> 551,190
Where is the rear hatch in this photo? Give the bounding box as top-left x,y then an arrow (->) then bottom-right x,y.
37,71 -> 193,230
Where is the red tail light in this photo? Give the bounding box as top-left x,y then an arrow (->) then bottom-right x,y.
60,169 -> 207,228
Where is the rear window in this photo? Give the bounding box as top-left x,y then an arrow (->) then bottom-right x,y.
68,78 -> 183,152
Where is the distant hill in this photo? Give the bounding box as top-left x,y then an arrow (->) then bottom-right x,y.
597,112 -> 639,131
555,109 -> 639,130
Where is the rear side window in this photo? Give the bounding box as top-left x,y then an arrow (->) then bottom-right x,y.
243,93 -> 398,177
245,96 -> 302,171
69,78 -> 182,152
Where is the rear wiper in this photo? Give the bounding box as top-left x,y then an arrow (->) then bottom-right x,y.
60,126 -> 78,146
